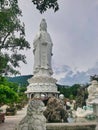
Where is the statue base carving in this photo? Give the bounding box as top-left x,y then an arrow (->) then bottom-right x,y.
26,76 -> 59,98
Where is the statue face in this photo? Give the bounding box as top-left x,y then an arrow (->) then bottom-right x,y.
40,19 -> 47,31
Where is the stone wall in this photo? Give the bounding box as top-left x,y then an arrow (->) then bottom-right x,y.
46,123 -> 96,130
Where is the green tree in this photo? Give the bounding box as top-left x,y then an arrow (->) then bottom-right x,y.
0,76 -> 19,92
90,75 -> 98,81
70,84 -> 81,97
0,84 -> 19,106
57,84 -> 81,99
0,76 -> 28,106
0,0 -> 30,75
32,0 -> 59,13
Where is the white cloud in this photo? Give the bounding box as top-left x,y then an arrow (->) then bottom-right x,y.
53,72 -> 67,81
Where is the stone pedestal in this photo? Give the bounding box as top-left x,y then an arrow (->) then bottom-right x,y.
46,123 -> 96,130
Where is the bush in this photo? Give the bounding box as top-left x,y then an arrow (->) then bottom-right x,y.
6,107 -> 17,116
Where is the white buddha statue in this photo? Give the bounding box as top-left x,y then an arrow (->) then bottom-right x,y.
33,19 -> 53,77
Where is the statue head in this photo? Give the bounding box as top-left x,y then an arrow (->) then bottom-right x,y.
40,19 -> 47,31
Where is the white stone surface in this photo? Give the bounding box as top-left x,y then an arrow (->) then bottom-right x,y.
93,104 -> 98,116
87,80 -> 98,116
87,80 -> 98,104
75,107 -> 93,118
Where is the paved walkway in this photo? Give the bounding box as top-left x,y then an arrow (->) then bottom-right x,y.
0,107 -> 27,130
0,106 -> 98,130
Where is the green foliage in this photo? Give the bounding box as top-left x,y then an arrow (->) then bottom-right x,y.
0,54 -> 7,73
75,87 -> 88,108
0,84 -> 19,105
18,92 -> 28,105
32,0 -> 59,13
0,76 -> 19,92
57,84 -> 81,99
90,75 -> 98,81
19,86 -> 26,92
57,83 -> 88,108
0,0 -> 30,75
0,76 -> 28,106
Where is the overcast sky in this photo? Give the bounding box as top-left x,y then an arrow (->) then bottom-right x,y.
18,0 -> 98,85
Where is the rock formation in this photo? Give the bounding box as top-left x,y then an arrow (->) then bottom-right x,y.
44,96 -> 68,122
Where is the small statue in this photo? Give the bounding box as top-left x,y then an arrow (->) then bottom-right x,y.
75,107 -> 93,118
87,79 -> 98,103
16,98 -> 46,130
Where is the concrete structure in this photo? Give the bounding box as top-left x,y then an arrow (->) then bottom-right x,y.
25,19 -> 59,98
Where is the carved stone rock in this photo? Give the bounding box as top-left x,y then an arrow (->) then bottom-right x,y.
44,97 -> 68,122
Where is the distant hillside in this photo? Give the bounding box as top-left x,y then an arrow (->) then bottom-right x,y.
8,75 -> 33,86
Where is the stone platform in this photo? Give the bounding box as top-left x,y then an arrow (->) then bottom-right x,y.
47,123 -> 96,130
